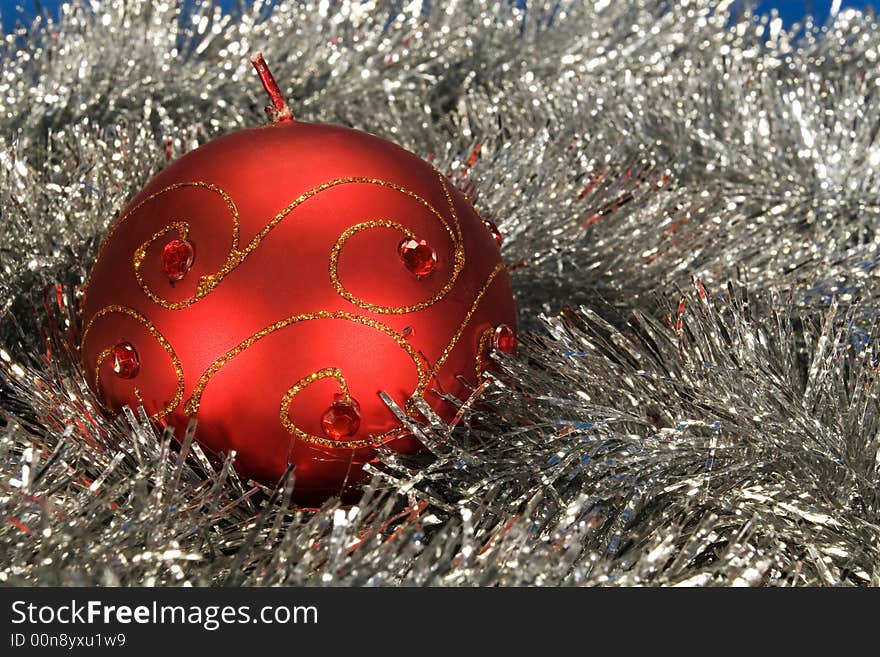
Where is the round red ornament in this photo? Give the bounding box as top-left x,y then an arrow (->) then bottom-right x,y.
79,55 -> 516,504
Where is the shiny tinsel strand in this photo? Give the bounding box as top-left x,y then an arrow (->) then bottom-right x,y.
2,1 -> 880,585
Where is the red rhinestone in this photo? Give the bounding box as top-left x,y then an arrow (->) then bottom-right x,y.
484,218 -> 503,246
493,324 -> 516,354
398,238 -> 437,277
162,238 -> 195,282
321,394 -> 361,441
111,342 -> 139,378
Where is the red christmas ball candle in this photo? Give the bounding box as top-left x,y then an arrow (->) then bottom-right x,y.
79,54 -> 517,504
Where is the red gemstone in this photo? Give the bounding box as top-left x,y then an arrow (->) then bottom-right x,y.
484,218 -> 503,246
111,342 -> 139,378
493,324 -> 516,354
162,238 -> 195,282
321,394 -> 361,441
398,238 -> 437,277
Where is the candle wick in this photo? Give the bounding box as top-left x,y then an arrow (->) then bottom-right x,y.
249,52 -> 294,123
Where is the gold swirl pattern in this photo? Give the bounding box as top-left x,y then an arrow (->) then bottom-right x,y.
180,264 -> 506,444
421,263 -> 505,388
126,173 -> 463,312
81,181 -> 241,306
183,311 -> 428,417
393,263 -> 505,416
132,220 -> 192,303
84,171 -> 510,451
475,327 -> 495,381
280,367 -> 374,449
328,173 -> 465,314
328,217 -> 463,314
81,305 -> 185,421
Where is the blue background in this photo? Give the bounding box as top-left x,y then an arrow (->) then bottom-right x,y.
0,1 -> 874,33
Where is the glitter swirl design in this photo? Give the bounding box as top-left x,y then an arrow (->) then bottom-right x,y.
81,181 -> 241,309
475,327 -> 495,381
82,171 -> 508,450
112,173 -> 465,312
280,368 -> 379,449
420,263 -> 506,389
182,310 -> 428,425
81,305 -> 185,421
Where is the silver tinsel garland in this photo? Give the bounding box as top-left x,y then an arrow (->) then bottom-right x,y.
1,0 -> 880,586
